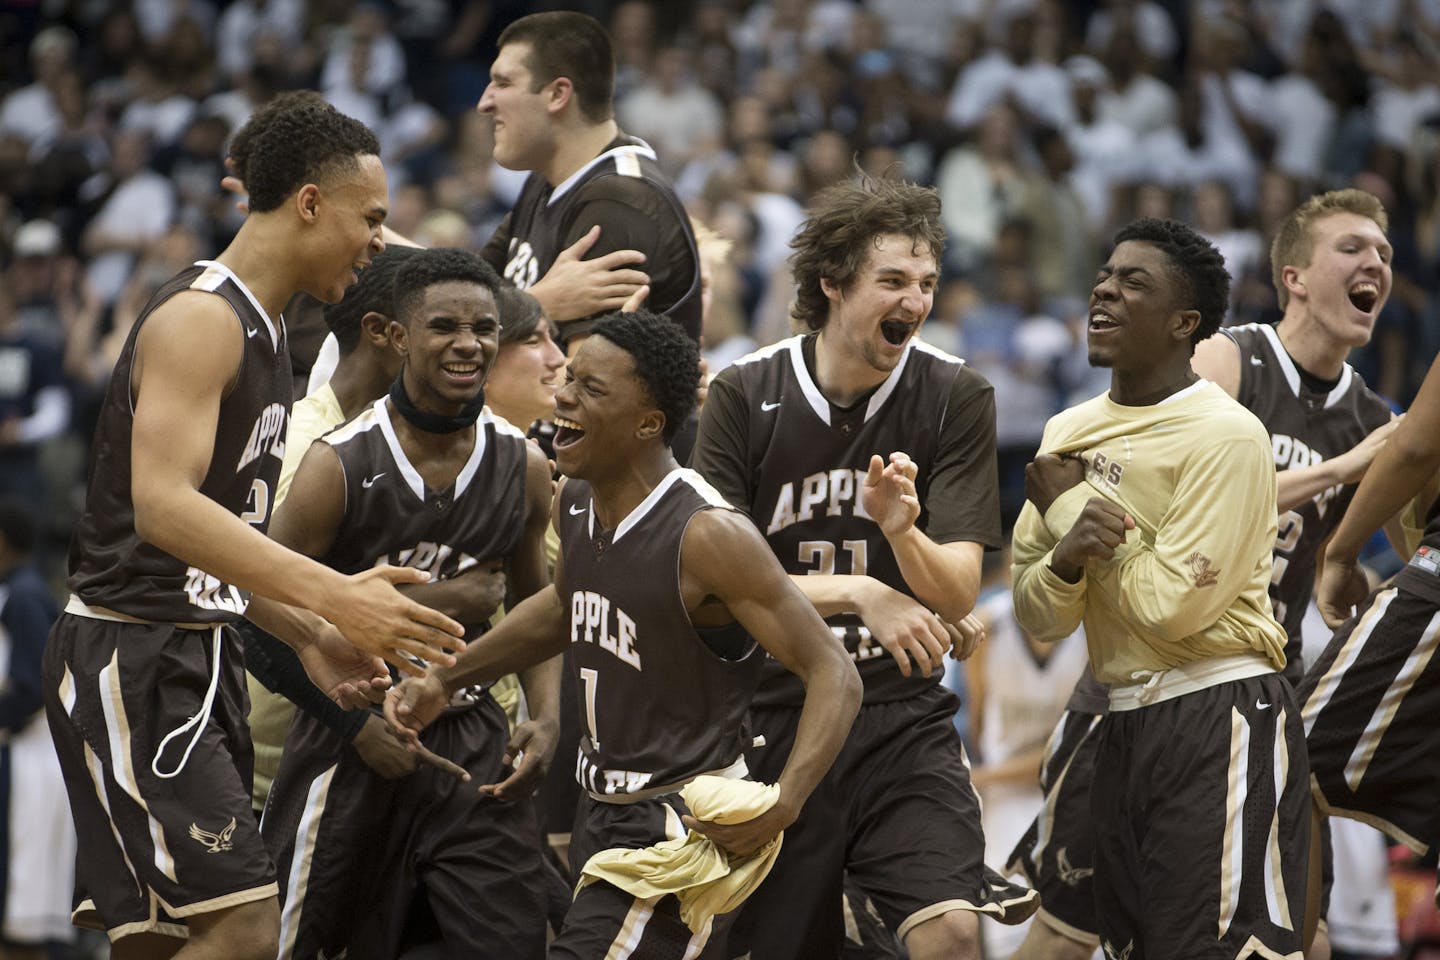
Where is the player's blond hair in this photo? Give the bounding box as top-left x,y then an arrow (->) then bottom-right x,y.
1270,189 -> 1388,310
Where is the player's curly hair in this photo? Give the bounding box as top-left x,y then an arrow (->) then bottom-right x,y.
392,248 -> 503,325
1270,189 -> 1388,310
1113,218 -> 1230,350
789,173 -> 945,332
498,12 -> 615,123
590,311 -> 699,444
228,91 -> 380,214
324,246 -> 420,354
496,282 -> 547,346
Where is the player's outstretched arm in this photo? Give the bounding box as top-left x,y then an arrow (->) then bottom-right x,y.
129,293 -> 464,672
1276,417 -> 1400,513
1321,354 -> 1440,625
678,509 -> 861,857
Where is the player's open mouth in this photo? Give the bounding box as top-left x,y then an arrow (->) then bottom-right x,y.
553,415 -> 585,447
443,362 -> 480,382
880,319 -> 914,346
1348,281 -> 1379,313
1088,309 -> 1120,332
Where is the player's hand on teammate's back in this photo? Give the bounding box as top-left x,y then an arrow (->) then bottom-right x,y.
384,672 -> 450,744
862,452 -> 921,536
330,566 -> 465,677
855,580 -> 948,678
944,613 -> 986,661
296,623 -> 391,708
1317,555 -> 1372,628
1051,497 -> 1135,583
682,797 -> 796,860
476,716 -> 559,801
1024,453 -> 1087,514
530,225 -> 649,323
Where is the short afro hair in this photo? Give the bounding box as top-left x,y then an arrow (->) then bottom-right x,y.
496,282 -> 547,346
324,245 -> 420,354
790,173 -> 945,332
391,248 -> 503,325
590,311 -> 699,444
1112,218 -> 1230,349
228,91 -> 380,214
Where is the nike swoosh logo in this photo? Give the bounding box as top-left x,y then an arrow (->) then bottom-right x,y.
1250,356 -> 1263,366
761,400 -> 781,412
246,326 -> 261,338
569,503 -> 586,516
1256,699 -> 1272,710
362,473 -> 386,488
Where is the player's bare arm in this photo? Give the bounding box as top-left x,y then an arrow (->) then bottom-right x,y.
527,224 -> 650,323
677,508 -> 861,857
130,293 -> 463,675
1275,416 -> 1400,513
1189,329 -> 1242,398
479,443 -> 563,800
1321,355 -> 1440,625
863,452 -> 984,623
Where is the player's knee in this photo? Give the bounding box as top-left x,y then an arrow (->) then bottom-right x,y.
1012,920 -> 1097,960
902,909 -> 980,960
185,898 -> 280,960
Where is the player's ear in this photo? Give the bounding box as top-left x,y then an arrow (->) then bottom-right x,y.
295,183 -> 321,223
548,76 -> 573,114
820,276 -> 843,303
636,409 -> 665,441
389,317 -> 409,356
361,311 -> 391,349
1280,264 -> 1306,302
1173,308 -> 1201,343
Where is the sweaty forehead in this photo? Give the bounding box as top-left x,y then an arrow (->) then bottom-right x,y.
864,233 -> 938,275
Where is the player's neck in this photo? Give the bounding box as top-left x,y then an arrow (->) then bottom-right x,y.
812,332 -> 887,408
215,216 -> 305,320
327,352 -> 393,420
586,447 -> 676,531
543,118 -> 620,187
1108,359 -> 1198,406
1275,311 -> 1347,381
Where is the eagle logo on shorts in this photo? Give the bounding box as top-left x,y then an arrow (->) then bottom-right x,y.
188,817 -> 237,853
1102,939 -> 1134,960
1055,847 -> 1094,886
1186,552 -> 1220,588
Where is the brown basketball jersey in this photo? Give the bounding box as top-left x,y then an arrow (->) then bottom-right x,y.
697,334 -> 999,706
1394,494 -> 1440,604
68,261 -> 290,622
1224,323 -> 1393,663
317,399 -> 529,579
557,469 -> 764,797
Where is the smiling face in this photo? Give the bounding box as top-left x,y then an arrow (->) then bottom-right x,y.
307,153 -> 388,304
393,281 -> 500,413
487,319 -> 566,427
818,232 -> 937,378
1086,240 -> 1197,374
1286,211 -> 1392,349
477,42 -> 554,172
551,335 -> 660,481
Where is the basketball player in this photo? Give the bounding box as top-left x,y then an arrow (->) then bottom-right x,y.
1013,218 -> 1308,958
692,175 -> 1035,960
244,245 -> 509,815
387,311 -> 861,959
477,11 -> 699,350
1008,190 -> 1400,960
257,249 -> 554,958
40,92 -> 465,960
1302,360 -> 1440,944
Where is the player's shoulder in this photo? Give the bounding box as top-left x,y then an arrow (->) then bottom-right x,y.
321,400 -> 385,448
711,336 -> 799,388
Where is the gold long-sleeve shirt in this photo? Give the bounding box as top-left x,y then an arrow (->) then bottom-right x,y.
1012,380 -> 1288,685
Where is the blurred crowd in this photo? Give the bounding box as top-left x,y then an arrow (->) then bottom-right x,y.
3,0 -> 1440,569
